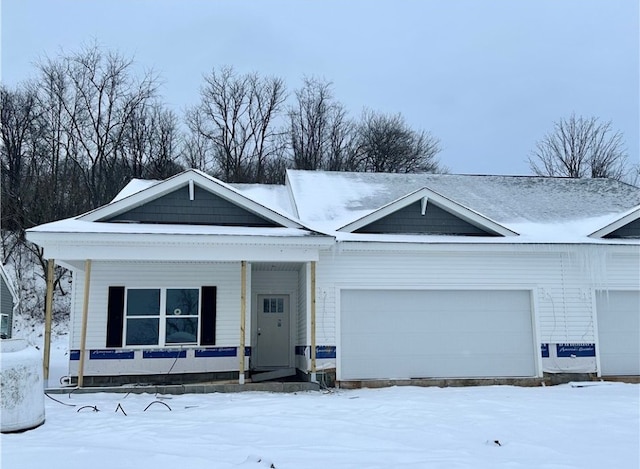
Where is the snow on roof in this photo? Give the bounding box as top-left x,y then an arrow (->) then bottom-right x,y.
231,183 -> 296,219
284,171 -> 385,230
35,170 -> 639,245
29,218 -> 312,238
111,179 -> 161,202
285,170 -> 640,232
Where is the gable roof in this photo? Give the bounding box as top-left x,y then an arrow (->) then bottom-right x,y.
589,206 -> 640,239
26,169 -> 640,250
283,171 -> 640,240
338,187 -> 518,237
82,169 -> 304,229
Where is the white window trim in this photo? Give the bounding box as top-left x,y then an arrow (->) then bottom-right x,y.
0,313 -> 9,335
123,287 -> 201,348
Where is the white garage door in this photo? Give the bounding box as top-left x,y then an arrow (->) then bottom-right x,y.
340,289 -> 536,380
597,291 -> 640,376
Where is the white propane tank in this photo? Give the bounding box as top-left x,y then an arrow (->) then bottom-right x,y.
1,339 -> 46,433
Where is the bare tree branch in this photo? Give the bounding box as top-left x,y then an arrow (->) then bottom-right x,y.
529,114 -> 629,181
185,66 -> 286,183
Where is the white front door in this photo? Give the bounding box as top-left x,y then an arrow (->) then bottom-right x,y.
255,295 -> 290,369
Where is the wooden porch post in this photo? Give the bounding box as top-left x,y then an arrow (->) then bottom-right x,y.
43,259 -> 55,382
310,261 -> 317,381
239,260 -> 247,385
77,259 -> 92,388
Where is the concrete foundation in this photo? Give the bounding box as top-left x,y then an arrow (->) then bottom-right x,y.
46,380 -> 320,395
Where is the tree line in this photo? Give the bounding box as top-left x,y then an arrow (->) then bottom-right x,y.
1,46 -> 444,249
1,44 -> 634,264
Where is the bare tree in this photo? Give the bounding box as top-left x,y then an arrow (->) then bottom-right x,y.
122,101 -> 183,180
529,114 -> 629,180
180,130 -> 212,173
1,83 -> 72,296
288,77 -> 357,171
628,164 -> 640,187
186,66 -> 286,183
39,44 -> 159,206
31,61 -> 90,224
355,110 -> 443,173
1,85 -> 39,236
143,105 -> 184,179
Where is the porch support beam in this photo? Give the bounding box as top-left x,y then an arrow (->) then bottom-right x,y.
310,261 -> 317,381
239,260 -> 247,384
77,259 -> 92,388
43,259 -> 55,382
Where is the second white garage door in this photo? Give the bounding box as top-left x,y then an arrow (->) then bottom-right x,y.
596,290 -> 640,376
340,289 -> 536,380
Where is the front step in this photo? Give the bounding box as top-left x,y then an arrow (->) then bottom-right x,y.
251,367 -> 296,383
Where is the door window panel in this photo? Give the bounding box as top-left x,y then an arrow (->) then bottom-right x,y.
263,297 -> 285,313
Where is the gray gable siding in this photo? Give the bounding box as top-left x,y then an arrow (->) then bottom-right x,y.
104,185 -> 280,227
355,201 -> 498,236
1,276 -> 14,338
605,218 -> 640,238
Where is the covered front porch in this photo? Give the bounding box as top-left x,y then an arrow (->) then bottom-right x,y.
31,230 -> 334,388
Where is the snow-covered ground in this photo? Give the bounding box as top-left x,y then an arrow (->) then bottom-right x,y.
1,369 -> 639,468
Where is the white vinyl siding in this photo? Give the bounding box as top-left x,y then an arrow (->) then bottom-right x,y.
340,289 -> 535,380
316,246 -> 639,350
596,290 -> 640,376
70,261 -> 240,350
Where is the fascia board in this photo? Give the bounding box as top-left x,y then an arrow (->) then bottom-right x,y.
334,240 -> 640,253
338,187 -> 518,237
37,244 -> 326,263
26,232 -> 334,262
26,230 -> 335,249
588,206 -> 640,238
80,170 -> 304,229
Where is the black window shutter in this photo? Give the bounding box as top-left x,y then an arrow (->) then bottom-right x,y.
106,286 -> 125,347
200,286 -> 217,346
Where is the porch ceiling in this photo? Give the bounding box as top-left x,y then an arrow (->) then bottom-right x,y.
251,262 -> 305,272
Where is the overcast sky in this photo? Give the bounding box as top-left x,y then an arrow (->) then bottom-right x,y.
2,0 -> 638,176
